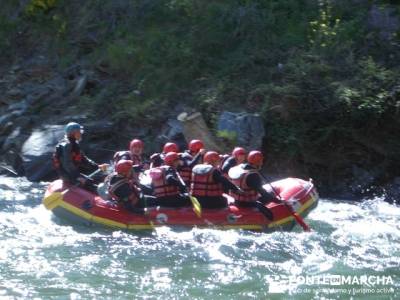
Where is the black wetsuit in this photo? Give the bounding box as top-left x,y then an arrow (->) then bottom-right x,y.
234,164 -> 280,207
53,137 -> 99,192
154,167 -> 191,208
108,173 -> 157,213
221,156 -> 238,175
195,168 -> 240,209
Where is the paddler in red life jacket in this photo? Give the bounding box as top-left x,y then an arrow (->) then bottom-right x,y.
190,151 -> 243,209
113,139 -> 148,169
221,147 -> 247,175
178,139 -> 206,186
228,150 -> 281,220
53,122 -> 108,190
149,142 -> 179,169
149,151 -> 191,207
108,160 -> 157,214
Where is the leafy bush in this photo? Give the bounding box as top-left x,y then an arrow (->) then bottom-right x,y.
25,0 -> 57,16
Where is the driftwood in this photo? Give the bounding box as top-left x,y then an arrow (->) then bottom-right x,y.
177,112 -> 223,152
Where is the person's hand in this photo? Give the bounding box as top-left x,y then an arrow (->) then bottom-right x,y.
78,177 -> 87,185
237,188 -> 246,195
98,163 -> 109,172
199,148 -> 206,155
274,197 -> 285,205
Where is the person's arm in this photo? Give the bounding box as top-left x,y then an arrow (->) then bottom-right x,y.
132,164 -> 144,173
165,169 -> 187,192
80,150 -> 98,169
246,173 -> 280,203
213,169 -> 240,192
221,157 -> 236,174
187,152 -> 203,168
150,153 -> 163,168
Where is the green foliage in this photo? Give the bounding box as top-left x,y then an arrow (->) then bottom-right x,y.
0,17 -> 17,57
2,0 -> 400,188
336,57 -> 396,116
25,0 -> 57,16
309,0 -> 341,48
217,130 -> 237,149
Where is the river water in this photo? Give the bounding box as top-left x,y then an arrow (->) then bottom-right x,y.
0,175 -> 399,299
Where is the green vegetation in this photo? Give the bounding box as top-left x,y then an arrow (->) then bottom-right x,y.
1,0 -> 399,194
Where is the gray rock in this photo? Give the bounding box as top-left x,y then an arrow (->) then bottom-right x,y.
1,149 -> 24,176
165,119 -> 184,140
0,112 -> 17,128
21,125 -> 64,182
6,88 -> 24,99
217,111 -> 265,150
0,121 -> 14,137
2,127 -> 23,152
156,119 -> 186,151
7,100 -> 29,114
71,75 -> 88,98
84,120 -> 114,137
368,4 -> 400,39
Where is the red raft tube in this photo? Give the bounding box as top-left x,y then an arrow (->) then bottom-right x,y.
42,178 -> 319,232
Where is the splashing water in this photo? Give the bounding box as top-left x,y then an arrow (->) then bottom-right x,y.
0,176 -> 399,299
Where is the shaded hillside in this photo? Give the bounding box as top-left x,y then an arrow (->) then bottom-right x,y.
1,0 -> 400,199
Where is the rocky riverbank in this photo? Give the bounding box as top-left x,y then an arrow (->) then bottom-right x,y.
0,59 -> 399,203
1,1 -> 399,203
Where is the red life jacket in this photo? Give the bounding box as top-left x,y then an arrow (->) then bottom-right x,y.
190,164 -> 224,197
228,165 -> 259,202
131,153 -> 142,166
178,152 -> 193,186
71,151 -> 82,163
108,173 -> 140,204
150,166 -> 180,198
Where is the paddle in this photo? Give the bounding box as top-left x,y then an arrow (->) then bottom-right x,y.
43,169 -> 103,210
266,180 -> 311,232
188,195 -> 202,218
254,201 -> 274,221
0,165 -> 18,176
175,169 -> 202,218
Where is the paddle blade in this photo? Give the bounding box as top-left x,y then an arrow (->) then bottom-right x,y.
292,212 -> 311,232
190,196 -> 202,218
43,192 -> 63,210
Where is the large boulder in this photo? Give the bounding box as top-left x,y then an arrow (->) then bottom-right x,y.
368,4 -> 400,40
21,125 -> 64,182
217,111 -> 265,150
156,119 -> 187,151
179,112 -> 224,152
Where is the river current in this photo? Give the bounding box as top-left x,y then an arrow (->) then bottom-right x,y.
0,175 -> 399,299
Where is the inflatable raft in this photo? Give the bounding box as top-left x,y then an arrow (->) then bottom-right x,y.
42,177 -> 318,231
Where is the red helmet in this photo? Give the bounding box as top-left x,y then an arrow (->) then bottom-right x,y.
163,142 -> 179,153
204,151 -> 220,164
115,160 -> 133,174
164,152 -> 179,165
232,147 -> 246,158
247,151 -> 263,166
188,139 -> 204,153
130,139 -> 144,150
